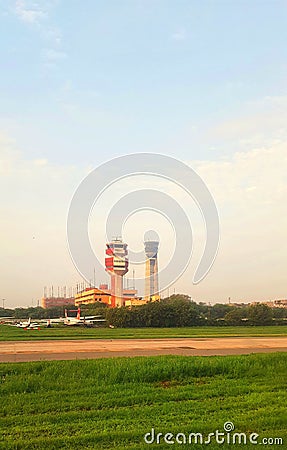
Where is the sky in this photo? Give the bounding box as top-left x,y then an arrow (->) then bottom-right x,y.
0,0 -> 287,307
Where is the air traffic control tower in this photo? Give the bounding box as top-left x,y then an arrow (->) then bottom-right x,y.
144,240 -> 160,301
105,238 -> 129,307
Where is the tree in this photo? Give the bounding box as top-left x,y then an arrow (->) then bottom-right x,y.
209,304 -> 232,320
0,307 -> 14,317
272,307 -> 287,319
247,304 -> 273,326
224,308 -> 246,326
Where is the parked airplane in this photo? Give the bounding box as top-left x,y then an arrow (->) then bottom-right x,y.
15,318 -> 40,329
16,318 -> 31,328
48,317 -> 65,323
64,308 -> 106,326
38,317 -> 64,325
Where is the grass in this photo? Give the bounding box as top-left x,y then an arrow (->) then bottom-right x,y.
0,324 -> 286,341
0,353 -> 286,449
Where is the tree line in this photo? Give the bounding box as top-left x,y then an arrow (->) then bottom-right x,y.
1,294 -> 286,327
104,295 -> 287,327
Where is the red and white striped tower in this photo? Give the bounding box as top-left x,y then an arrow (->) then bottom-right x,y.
105,238 -> 129,307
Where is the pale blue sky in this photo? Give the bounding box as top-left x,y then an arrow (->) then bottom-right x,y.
1,1 -> 287,306
1,0 -> 287,164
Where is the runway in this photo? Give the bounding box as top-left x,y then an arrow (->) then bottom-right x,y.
0,336 -> 287,362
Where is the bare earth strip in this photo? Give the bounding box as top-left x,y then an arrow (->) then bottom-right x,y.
0,337 -> 287,362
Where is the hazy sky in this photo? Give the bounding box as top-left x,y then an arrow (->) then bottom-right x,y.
1,1 -> 287,307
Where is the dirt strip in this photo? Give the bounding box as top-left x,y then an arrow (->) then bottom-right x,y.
0,337 -> 286,362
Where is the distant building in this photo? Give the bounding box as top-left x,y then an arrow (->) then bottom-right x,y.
227,302 -> 248,307
74,286 -> 140,308
125,298 -> 151,307
260,299 -> 287,308
41,297 -> 74,309
122,288 -> 138,298
75,287 -> 112,307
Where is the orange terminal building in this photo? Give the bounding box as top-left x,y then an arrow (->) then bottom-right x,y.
74,284 -> 140,308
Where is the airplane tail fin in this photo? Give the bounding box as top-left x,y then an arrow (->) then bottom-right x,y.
77,308 -> 81,321
28,317 -> 31,326
64,309 -> 68,318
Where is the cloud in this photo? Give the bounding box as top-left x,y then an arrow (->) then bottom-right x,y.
44,26 -> 62,46
43,48 -> 67,61
15,0 -> 46,24
171,28 -> 186,41
33,158 -> 48,166
13,0 -> 67,71
0,136 -> 78,182
14,1 -> 65,59
193,144 -> 287,208
187,140 -> 287,300
210,95 -> 287,145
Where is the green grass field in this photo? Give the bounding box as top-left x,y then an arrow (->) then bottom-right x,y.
0,353 -> 286,449
0,324 -> 286,341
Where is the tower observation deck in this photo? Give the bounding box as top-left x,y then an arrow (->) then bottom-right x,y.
105,238 -> 129,307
